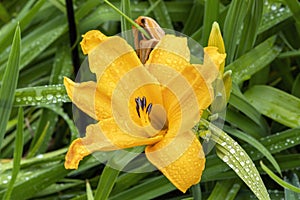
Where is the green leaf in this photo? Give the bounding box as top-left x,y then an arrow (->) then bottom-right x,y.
26,121 -> 50,158
191,183 -> 202,200
94,166 -> 120,200
86,180 -> 94,200
223,0 -> 249,63
200,119 -> 270,200
94,147 -> 144,199
224,126 -> 282,176
284,0 -> 300,36
110,176 -> 175,200
0,164 -> 68,199
0,24 -> 21,148
258,4 -> 292,34
201,0 -> 218,45
148,0 -> 174,30
103,0 -> 150,39
260,161 -> 300,193
121,0 -> 134,46
229,91 -> 269,135
226,36 -> 281,84
244,85 -> 300,128
284,173 -> 300,200
14,84 -> 69,106
208,179 -> 242,200
0,0 -> 45,51
236,0 -> 263,57
3,107 -> 24,200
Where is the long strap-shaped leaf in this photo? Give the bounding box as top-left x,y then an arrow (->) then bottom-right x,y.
0,24 -> 21,149
200,119 -> 270,200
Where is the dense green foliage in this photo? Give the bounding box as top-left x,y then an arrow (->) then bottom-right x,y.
0,0 -> 300,199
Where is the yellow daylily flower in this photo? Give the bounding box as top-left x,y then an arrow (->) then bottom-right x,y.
64,25 -> 226,193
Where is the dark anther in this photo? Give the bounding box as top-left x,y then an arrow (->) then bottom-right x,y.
135,97 -> 141,118
141,96 -> 146,110
136,104 -> 141,118
146,103 -> 153,114
135,97 -> 142,108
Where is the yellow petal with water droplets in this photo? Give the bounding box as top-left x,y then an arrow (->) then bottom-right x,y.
65,118 -> 163,169
204,47 -> 226,71
63,77 -> 111,120
145,129 -> 205,193
80,30 -> 108,55
64,138 -> 90,169
146,35 -> 190,76
88,36 -> 142,80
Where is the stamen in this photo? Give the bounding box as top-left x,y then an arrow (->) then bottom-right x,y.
141,96 -> 146,110
136,104 -> 141,118
135,96 -> 152,120
135,97 -> 141,118
146,103 -> 152,114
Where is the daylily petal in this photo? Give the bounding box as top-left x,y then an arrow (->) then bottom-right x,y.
80,30 -> 108,55
203,47 -> 226,71
88,36 -> 142,81
146,35 -> 190,82
145,129 -> 205,193
65,118 -> 163,169
64,77 -> 111,120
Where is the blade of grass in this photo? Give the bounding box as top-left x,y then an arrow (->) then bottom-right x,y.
3,107 -> 24,200
201,0 -> 219,45
226,36 -> 281,84
86,180 -> 94,200
200,119 -> 270,200
284,173 -> 300,199
121,0 -> 134,46
0,164 -> 69,199
103,0 -> 150,39
148,0 -> 174,30
0,3 -> 10,22
208,179 -> 241,200
284,0 -> 300,36
223,0 -> 249,63
229,92 -> 269,135
14,84 -> 69,106
94,166 -> 120,200
94,147 -> 144,199
109,176 -> 175,200
0,0 -> 45,51
260,161 -> 300,193
244,85 -> 300,128
236,0 -> 263,57
26,121 -> 50,158
224,126 -> 282,176
191,183 -> 202,200
0,24 -> 21,149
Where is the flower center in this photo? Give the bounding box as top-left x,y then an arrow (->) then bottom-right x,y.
135,96 -> 152,126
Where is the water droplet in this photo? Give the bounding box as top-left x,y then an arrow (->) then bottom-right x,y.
36,154 -> 43,158
16,97 -> 21,102
223,156 -> 229,162
46,94 -> 53,100
230,149 -> 236,154
35,96 -> 43,101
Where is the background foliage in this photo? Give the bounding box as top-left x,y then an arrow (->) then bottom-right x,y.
0,0 -> 300,199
